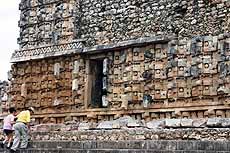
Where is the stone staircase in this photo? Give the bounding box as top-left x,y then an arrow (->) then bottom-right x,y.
0,140 -> 230,153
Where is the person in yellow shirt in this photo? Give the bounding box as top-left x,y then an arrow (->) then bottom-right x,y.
10,107 -> 34,153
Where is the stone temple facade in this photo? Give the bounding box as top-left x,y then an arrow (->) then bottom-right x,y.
9,0 -> 230,124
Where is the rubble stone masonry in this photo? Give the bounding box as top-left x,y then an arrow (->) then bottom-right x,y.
10,0 -> 230,123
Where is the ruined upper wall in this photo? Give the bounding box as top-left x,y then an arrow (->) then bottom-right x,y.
18,0 -> 229,49
80,0 -> 230,46
18,0 -> 80,49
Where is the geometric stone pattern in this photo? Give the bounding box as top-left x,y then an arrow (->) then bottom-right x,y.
11,41 -> 83,62
18,0 -> 80,49
10,54 -> 86,121
9,35 -> 230,123
18,0 -> 230,48
104,35 -> 230,116
10,0 -> 230,123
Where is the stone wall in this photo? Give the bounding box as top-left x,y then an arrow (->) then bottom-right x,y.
10,54 -> 85,122
18,0 -> 80,49
10,35 -> 230,123
27,116 -> 230,140
1,140 -> 230,153
2,116 -> 230,153
80,0 -> 229,46
18,0 -> 230,48
0,81 -> 9,114
28,128 -> 230,141
10,0 -> 230,122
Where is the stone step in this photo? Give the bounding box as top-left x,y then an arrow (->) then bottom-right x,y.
1,149 -> 230,153
27,140 -> 230,151
0,140 -> 230,153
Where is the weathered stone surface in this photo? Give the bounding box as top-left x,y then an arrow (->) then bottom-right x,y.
180,119 -> 193,127
21,127 -> 230,141
206,118 -> 222,127
146,120 -> 165,129
192,119 -> 207,127
32,124 -> 65,132
165,119 -> 181,128
8,0 -> 230,125
115,116 -> 138,127
1,140 -> 230,153
97,121 -> 114,129
17,0 -> 229,49
78,122 -> 91,131
220,118 -> 230,127
0,81 -> 9,114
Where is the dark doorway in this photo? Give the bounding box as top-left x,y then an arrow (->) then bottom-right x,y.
90,59 -> 103,108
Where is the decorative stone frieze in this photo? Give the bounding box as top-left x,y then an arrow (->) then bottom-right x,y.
9,0 -> 230,123
11,41 -> 84,62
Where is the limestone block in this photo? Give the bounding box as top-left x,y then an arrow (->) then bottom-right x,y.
220,118 -> 230,127
217,85 -> 229,94
123,71 -> 132,82
72,79 -> 78,91
177,87 -> 191,98
144,48 -> 154,59
180,119 -> 193,127
133,63 -> 141,72
204,109 -> 216,118
54,63 -> 61,76
216,110 -> 225,118
178,39 -> 190,55
127,121 -> 142,127
146,120 -> 165,129
114,52 -> 120,65
137,93 -> 143,101
165,119 -> 181,128
97,121 -> 113,129
191,86 -> 202,97
16,101 -> 25,109
177,58 -> 191,77
131,92 -> 138,102
32,99 -> 40,108
190,65 -> 200,77
167,66 -> 177,78
203,36 -> 218,52
121,95 -> 128,109
102,95 -> 108,107
155,44 -> 167,59
191,37 -> 203,56
122,50 -> 131,63
219,62 -> 228,77
154,61 -> 166,79
115,116 -> 136,127
203,86 -> 217,96
112,93 -> 121,102
113,65 -> 121,74
202,55 -> 217,74
103,58 -> 109,75
21,83 -> 27,97
132,71 -> 142,81
167,88 -> 177,99
192,118 -> 207,127
206,118 -> 222,127
133,48 -> 144,61
119,50 -> 127,64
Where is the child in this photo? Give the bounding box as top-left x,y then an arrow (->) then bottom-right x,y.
1,107 -> 17,148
